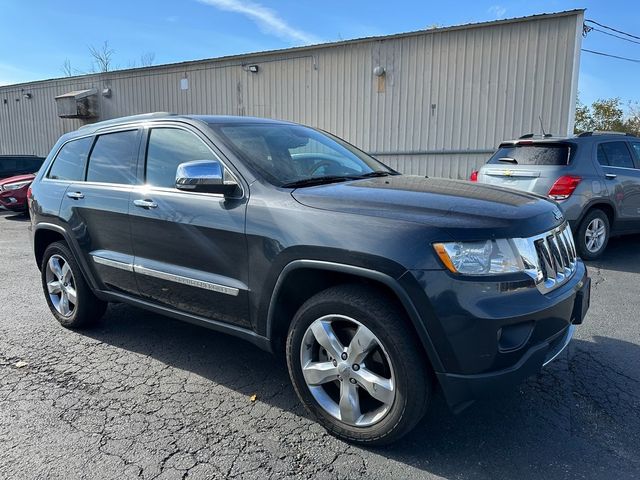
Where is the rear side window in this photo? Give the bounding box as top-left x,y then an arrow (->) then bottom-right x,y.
145,128 -> 216,189
487,144 -> 571,166
630,142 -> 640,164
597,142 -> 635,169
48,137 -> 93,181
86,130 -> 138,185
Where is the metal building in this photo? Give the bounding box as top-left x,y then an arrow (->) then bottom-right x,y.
0,10 -> 583,179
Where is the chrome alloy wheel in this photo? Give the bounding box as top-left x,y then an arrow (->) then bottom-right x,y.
300,315 -> 396,427
45,254 -> 77,317
585,218 -> 606,253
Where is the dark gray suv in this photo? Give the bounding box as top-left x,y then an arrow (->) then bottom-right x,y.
29,113 -> 589,444
475,132 -> 640,259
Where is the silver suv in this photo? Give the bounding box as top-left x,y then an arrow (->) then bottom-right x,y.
475,132 -> 640,259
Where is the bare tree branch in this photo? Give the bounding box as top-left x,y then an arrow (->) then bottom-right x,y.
140,52 -> 155,67
88,41 -> 115,73
61,58 -> 73,77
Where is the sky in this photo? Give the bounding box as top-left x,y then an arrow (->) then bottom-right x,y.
0,0 -> 638,111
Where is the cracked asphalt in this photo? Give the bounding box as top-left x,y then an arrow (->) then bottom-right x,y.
0,209 -> 638,479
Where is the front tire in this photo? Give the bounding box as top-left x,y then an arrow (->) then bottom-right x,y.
286,284 -> 431,445
576,209 -> 610,260
41,241 -> 107,328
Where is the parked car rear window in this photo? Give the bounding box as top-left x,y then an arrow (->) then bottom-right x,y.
1,156 -> 44,176
48,138 -> 93,181
86,130 -> 138,185
597,142 -> 635,169
628,142 -> 640,164
146,128 -> 216,189
487,144 -> 571,166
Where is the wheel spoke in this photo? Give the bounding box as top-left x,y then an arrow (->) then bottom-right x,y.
66,286 -> 77,305
346,325 -> 377,364
353,367 -> 395,405
339,381 -> 361,424
302,361 -> 338,385
47,280 -> 63,295
61,262 -> 72,283
59,292 -> 70,316
310,321 -> 344,359
48,256 -> 63,280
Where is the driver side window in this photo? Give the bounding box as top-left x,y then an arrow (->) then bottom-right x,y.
146,128 -> 217,189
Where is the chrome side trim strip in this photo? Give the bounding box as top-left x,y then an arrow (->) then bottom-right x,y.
134,265 -> 240,297
91,254 -> 240,297
92,255 -> 134,272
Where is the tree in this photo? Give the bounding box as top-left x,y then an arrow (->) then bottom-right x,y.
61,58 -> 73,77
88,41 -> 115,73
574,96 -> 640,136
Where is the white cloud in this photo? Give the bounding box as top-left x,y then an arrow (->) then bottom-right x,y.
197,0 -> 319,44
488,5 -> 507,19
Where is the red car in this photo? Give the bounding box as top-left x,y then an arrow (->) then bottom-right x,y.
0,173 -> 35,212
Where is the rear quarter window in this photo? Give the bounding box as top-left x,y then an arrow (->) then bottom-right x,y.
487,144 -> 571,166
86,130 -> 139,185
48,137 -> 93,181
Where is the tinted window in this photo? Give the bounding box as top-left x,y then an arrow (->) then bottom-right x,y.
211,123 -> 391,186
0,158 -> 18,175
0,157 -> 44,175
48,138 -> 93,181
630,143 -> 640,164
146,128 -> 216,188
487,144 -> 570,166
598,142 -> 635,169
86,130 -> 138,184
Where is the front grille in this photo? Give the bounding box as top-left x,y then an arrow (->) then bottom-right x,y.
530,223 -> 578,293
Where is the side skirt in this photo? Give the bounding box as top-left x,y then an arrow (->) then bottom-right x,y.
97,290 -> 272,353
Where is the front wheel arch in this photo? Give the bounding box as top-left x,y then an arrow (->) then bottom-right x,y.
265,260 -> 444,373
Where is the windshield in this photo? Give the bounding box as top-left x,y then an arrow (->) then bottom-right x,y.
209,123 -> 394,187
487,144 -> 571,166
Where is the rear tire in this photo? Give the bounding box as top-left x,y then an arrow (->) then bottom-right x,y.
576,209 -> 610,260
41,241 -> 107,328
286,284 -> 431,445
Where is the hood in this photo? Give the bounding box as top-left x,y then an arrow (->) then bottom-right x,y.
291,175 -> 564,240
0,173 -> 35,185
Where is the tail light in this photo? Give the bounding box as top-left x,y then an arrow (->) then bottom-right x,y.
469,170 -> 479,182
548,175 -> 581,200
27,186 -> 33,200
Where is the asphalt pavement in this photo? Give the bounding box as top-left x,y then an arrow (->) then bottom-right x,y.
0,209 -> 638,479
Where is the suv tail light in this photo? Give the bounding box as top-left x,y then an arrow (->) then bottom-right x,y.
469,170 -> 479,182
548,175 -> 581,200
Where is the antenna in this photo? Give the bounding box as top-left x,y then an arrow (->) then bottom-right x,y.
539,115 -> 547,137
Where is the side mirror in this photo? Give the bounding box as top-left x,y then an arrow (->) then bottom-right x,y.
175,160 -> 239,196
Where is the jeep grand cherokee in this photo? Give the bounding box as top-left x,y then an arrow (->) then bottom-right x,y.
28,113 -> 590,445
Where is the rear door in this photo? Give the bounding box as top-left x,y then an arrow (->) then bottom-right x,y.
129,125 -> 250,327
597,141 -> 640,231
478,142 -> 572,195
60,128 -> 141,295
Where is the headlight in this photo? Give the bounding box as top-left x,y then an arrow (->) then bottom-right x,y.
433,239 -> 522,275
2,180 -> 31,191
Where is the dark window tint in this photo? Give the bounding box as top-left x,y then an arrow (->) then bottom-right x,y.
630,143 -> 640,164
86,130 -> 138,184
487,144 -> 571,166
0,158 -> 18,175
1,157 -> 44,175
48,138 -> 93,181
146,128 -> 215,188
597,142 -> 635,169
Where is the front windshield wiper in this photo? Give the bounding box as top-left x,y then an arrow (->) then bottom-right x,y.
498,157 -> 518,164
282,175 -> 360,188
357,171 -> 394,178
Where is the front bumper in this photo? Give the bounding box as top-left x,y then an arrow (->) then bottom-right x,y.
0,190 -> 28,211
406,261 -> 589,412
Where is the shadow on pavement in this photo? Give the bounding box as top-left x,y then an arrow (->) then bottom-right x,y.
585,234 -> 640,275
0,210 -> 29,222
82,304 -> 640,479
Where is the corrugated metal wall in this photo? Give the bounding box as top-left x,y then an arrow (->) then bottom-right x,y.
0,11 -> 582,178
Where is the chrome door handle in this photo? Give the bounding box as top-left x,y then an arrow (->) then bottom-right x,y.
66,191 -> 84,199
605,173 -> 617,179
133,199 -> 158,209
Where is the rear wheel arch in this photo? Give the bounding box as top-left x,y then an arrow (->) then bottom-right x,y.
266,260 -> 444,373
576,201 -> 615,228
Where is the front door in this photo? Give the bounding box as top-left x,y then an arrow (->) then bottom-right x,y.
597,141 -> 640,231
129,126 -> 250,327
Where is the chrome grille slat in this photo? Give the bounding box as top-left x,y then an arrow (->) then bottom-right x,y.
521,222 -> 577,294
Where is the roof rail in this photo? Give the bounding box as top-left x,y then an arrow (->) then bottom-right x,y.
519,133 -> 534,139
78,112 -> 176,130
577,131 -> 637,137
519,133 -> 555,139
